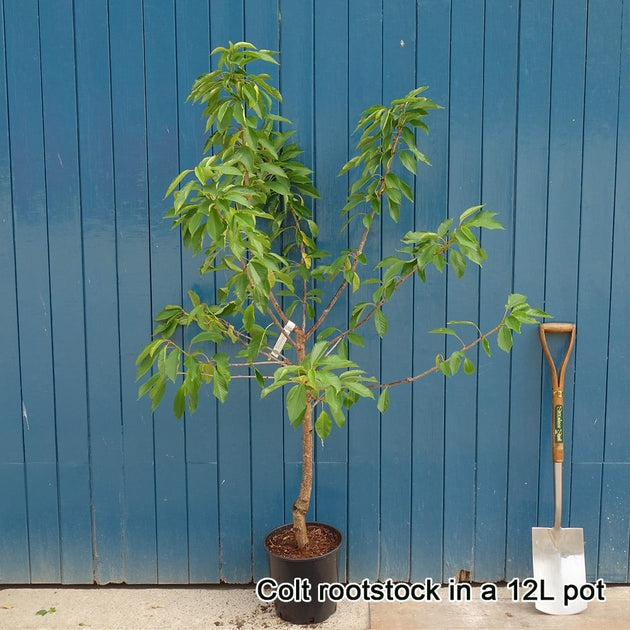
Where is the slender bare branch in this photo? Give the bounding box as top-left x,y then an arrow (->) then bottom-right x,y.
372,321 -> 505,389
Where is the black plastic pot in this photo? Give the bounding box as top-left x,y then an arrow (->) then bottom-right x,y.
264,522 -> 342,625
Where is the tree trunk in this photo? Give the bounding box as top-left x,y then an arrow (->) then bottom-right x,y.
292,327 -> 312,549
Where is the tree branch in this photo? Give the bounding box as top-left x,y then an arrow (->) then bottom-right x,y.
372,320 -> 505,389
306,120 -> 407,340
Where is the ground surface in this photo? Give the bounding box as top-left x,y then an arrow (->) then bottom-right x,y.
1,583 -> 628,629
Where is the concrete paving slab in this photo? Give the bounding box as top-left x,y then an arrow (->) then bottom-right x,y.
370,584 -> 630,629
0,586 -> 369,630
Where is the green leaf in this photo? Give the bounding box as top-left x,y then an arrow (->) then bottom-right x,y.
399,151 -> 417,175
138,372 -> 161,399
437,218 -> 454,237
246,328 -> 268,363
351,271 -> 360,292
374,309 -> 388,338
449,249 -> 466,278
286,384 -> 307,427
213,371 -> 230,403
165,169 -> 192,198
458,204 -> 484,223
463,357 -> 475,375
465,209 -> 503,230
350,302 -> 371,329
206,207 -> 225,241
36,609 -> 55,617
430,327 -> 458,337
326,390 -> 346,427
309,340 -> 329,366
524,306 -> 549,319
173,385 -> 186,419
482,337 -> 491,357
136,351 -> 156,381
317,327 -> 338,340
386,196 -> 400,222
315,410 -> 332,441
254,368 -> 265,388
505,314 -> 522,333
507,293 -> 528,309
377,388 -> 390,413
188,290 -> 201,307
260,162 -> 288,179
190,330 -> 225,345
242,304 -> 255,333
497,326 -> 513,352
449,351 -> 463,374
212,353 -> 231,402
150,377 -> 167,411
344,381 -> 374,399
347,332 -> 364,347
267,178 -> 290,196
155,305 -> 183,321
165,349 -> 180,382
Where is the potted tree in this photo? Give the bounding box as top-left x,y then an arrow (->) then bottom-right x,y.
136,42 -> 546,624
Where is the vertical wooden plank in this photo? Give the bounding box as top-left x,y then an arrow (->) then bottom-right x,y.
278,0 -> 315,528
23,463 -> 62,582
313,0 -> 349,578
207,2 -> 254,584
474,0 -> 519,582
244,0 -> 285,581
39,0 -> 93,583
185,461 -> 219,583
538,0 -> 587,538
571,463 -> 602,580
315,461 -> 347,578
572,0 -> 623,584
346,0 -> 383,582
379,0 -> 417,581
506,0 -> 552,580
443,0 -> 483,581
0,0 -> 30,584
145,0 -> 216,585
108,0 -> 158,584
411,0 -> 450,583
148,0 -> 212,584
598,464 -> 630,582
5,0 -> 61,583
605,0 -> 630,468
572,0 -> 621,467
0,465 -> 29,583
144,0 -> 186,584
278,0 -> 314,162
74,0 -> 124,584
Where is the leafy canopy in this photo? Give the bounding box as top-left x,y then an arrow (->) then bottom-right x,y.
137,41 -> 547,440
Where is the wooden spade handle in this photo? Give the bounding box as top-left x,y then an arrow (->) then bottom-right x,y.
539,322 -> 575,334
539,323 -> 576,463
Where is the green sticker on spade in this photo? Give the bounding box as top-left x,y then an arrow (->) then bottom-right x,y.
554,404 -> 564,443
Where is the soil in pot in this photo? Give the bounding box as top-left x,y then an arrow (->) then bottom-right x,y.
265,523 -> 341,559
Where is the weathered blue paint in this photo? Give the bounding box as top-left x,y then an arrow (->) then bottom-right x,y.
346,0 -> 384,583
506,0 -> 552,581
1,0 -> 629,585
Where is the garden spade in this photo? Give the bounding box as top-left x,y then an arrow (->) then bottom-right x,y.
532,323 -> 586,615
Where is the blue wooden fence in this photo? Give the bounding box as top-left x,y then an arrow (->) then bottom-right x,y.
1,0 -> 629,585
